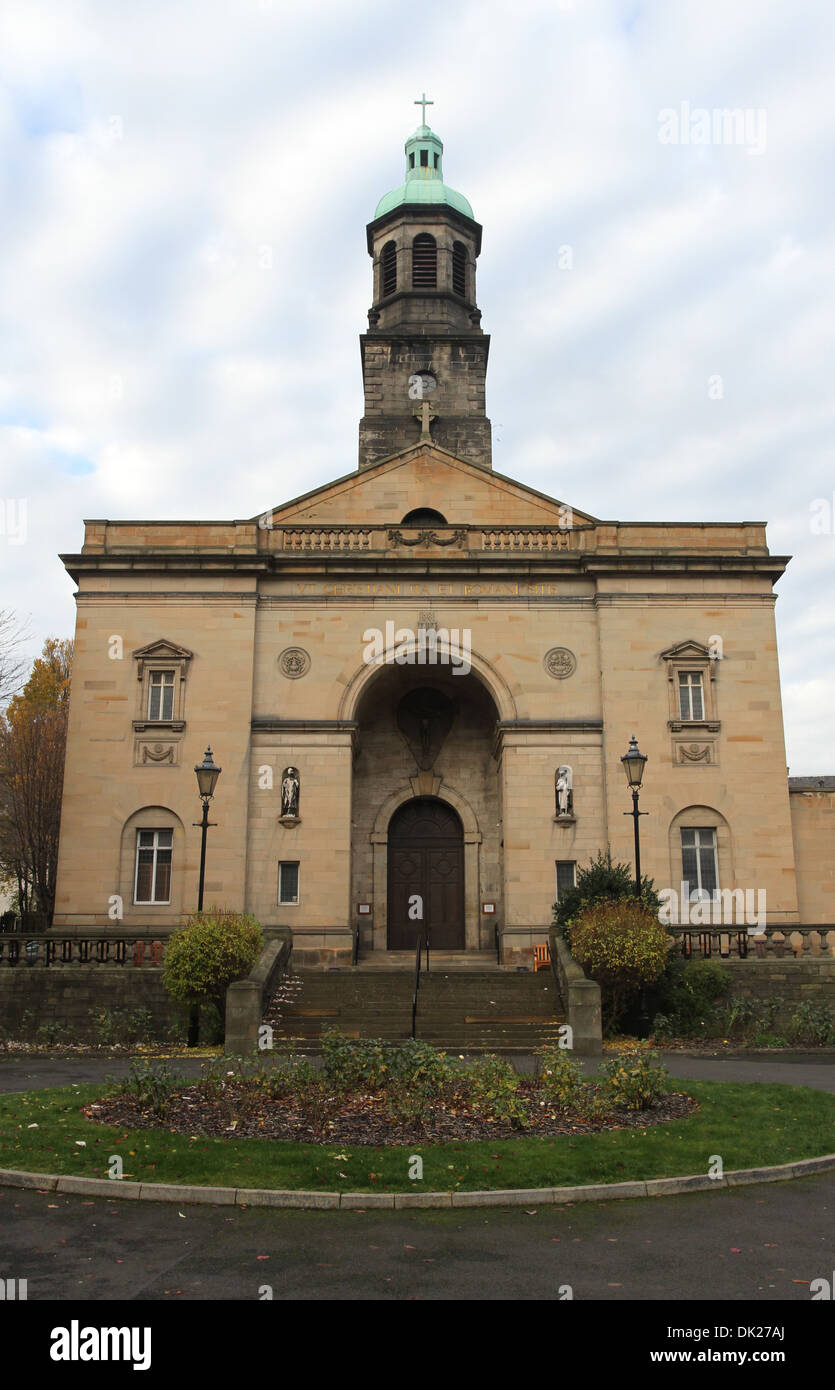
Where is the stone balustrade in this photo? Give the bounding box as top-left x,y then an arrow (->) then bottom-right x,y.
0,934 -> 166,967
281,528 -> 373,551
480,528 -> 573,551
275,525 -> 578,552
669,925 -> 833,960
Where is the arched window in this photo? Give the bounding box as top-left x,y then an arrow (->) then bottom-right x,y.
412,233 -> 437,289
401,508 -> 447,526
452,241 -> 467,297
119,806 -> 185,919
381,240 -> 397,297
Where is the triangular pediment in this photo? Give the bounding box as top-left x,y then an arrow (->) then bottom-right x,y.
659,640 -> 711,662
132,639 -> 194,662
253,444 -> 597,530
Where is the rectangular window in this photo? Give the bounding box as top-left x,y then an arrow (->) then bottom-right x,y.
278,861 -> 299,905
134,829 -> 173,904
148,670 -> 175,721
680,828 -> 718,899
555,861 -> 576,901
420,148 -> 428,167
678,671 -> 704,721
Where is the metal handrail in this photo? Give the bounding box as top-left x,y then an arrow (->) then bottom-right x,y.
352,924 -> 360,966
494,920 -> 501,965
410,932 -> 430,1039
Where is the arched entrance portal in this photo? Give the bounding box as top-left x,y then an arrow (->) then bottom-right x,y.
387,798 -> 465,950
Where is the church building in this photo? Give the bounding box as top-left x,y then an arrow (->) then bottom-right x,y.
53,108 -> 831,967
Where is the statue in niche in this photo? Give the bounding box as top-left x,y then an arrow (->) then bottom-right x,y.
555,765 -> 574,818
281,767 -> 300,819
396,686 -> 455,771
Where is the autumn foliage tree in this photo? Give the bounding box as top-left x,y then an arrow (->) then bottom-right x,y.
0,638 -> 73,925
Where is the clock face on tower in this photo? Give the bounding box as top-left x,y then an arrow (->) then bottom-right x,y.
409,371 -> 437,400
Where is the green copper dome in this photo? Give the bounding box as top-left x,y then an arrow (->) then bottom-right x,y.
374,122 -> 474,221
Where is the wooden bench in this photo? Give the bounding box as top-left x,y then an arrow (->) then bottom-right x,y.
533,943 -> 551,972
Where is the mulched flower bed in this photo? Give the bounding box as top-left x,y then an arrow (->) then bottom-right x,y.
86,1081 -> 698,1146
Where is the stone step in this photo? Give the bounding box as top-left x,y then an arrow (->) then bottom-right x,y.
264,963 -> 564,1049
353,950 -> 502,971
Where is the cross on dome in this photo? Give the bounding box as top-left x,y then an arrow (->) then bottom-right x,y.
414,92 -> 434,124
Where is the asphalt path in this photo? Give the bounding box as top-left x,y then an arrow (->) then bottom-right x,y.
1,1175 -> 832,1301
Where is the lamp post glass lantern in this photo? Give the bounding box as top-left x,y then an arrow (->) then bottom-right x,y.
621,734 -> 648,891
195,747 -> 221,802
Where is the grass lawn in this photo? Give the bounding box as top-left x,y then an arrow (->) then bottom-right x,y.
0,1081 -> 833,1193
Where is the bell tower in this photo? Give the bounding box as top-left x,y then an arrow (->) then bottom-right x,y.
358,99 -> 492,470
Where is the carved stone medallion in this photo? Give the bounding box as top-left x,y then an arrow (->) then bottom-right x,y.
278,647 -> 311,679
543,647 -> 577,680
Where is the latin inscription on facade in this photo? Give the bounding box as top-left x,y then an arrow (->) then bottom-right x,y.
287,581 -> 574,597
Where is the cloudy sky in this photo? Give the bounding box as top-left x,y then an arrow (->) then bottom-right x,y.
1,0 -> 833,771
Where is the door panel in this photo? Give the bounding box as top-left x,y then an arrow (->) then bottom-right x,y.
387,798 -> 465,950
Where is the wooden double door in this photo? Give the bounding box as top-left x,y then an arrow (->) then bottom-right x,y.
387,798 -> 465,950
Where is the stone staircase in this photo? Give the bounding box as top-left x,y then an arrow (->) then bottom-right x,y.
263,954 -> 565,1052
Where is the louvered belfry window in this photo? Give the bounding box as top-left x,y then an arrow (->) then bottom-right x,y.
452,241 -> 467,297
412,233 -> 437,289
382,240 -> 397,297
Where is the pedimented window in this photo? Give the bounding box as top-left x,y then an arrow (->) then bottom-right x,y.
660,640 -> 720,766
132,640 -> 193,762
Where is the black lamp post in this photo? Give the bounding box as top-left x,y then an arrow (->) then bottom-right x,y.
621,734 -> 650,1038
190,748 -> 221,1046
194,747 -> 221,912
621,734 -> 648,894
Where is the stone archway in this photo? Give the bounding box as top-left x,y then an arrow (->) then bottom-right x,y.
352,663 -> 499,954
370,780 -> 484,952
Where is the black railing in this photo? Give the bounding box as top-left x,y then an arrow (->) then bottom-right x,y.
494,921 -> 501,965
352,924 -> 360,966
410,933 -> 430,1039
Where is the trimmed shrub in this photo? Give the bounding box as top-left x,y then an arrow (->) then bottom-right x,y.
467,1054 -> 527,1128
600,1052 -> 668,1111
321,1029 -> 392,1091
115,1058 -> 182,1118
163,909 -> 263,1025
570,898 -> 671,1030
537,1046 -> 585,1109
574,1087 -> 617,1123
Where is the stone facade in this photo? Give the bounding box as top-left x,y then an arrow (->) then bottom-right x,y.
52,440 -> 832,965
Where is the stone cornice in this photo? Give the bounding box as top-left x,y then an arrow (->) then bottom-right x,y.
62,550 -> 789,583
